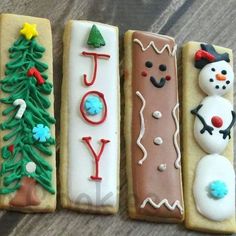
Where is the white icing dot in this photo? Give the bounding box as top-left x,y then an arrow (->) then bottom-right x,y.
154,137 -> 163,145
26,162 -> 36,174
152,111 -> 162,119
158,164 -> 167,172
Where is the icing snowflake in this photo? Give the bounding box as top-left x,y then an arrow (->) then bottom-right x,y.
209,180 -> 228,199
84,95 -> 103,116
33,124 -> 51,142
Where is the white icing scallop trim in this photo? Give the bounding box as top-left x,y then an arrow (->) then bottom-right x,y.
136,91 -> 147,165
172,103 -> 181,169
133,38 -> 177,56
140,197 -> 184,214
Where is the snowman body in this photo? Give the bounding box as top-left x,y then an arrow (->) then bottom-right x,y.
194,95 -> 232,154
193,154 -> 235,221
192,55 -> 235,221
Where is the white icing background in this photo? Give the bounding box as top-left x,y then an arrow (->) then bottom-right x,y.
68,21 -> 119,206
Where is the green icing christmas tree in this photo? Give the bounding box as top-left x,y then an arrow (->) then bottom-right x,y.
0,23 -> 55,206
87,24 -> 106,48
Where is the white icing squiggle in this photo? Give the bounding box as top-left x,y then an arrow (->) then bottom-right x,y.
140,197 -> 184,214
136,91 -> 147,165
133,38 -> 177,56
172,103 -> 181,169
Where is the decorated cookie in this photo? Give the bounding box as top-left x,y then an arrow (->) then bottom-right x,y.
0,14 -> 56,212
182,42 -> 236,233
60,20 -> 120,214
124,30 -> 184,222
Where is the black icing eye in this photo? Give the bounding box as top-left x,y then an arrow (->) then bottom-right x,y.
211,68 -> 215,72
159,64 -> 167,71
145,61 -> 153,68
221,70 -> 227,75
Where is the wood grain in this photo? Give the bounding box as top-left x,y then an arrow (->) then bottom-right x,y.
0,0 -> 234,235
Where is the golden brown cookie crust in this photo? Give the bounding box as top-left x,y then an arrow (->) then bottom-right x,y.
0,14 -> 56,213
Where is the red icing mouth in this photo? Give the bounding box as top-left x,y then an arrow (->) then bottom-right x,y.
211,116 -> 223,128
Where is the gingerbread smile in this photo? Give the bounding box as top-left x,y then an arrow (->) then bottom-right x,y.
150,76 -> 166,88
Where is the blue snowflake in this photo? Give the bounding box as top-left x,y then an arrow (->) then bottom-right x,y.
84,95 -> 103,116
33,124 -> 51,142
209,180 -> 228,199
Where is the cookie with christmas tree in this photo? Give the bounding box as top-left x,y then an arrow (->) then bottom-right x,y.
0,14 -> 56,212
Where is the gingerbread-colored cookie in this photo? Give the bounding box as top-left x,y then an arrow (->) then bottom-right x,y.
124,30 -> 184,222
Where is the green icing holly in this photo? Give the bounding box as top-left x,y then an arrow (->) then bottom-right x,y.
87,24 -> 105,48
0,34 -> 56,195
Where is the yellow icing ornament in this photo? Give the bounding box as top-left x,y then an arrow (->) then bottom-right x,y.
20,23 -> 38,40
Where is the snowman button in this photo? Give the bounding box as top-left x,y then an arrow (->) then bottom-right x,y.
209,180 -> 228,199
211,116 -> 223,128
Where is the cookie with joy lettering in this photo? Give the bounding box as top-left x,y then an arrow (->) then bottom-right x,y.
0,14 -> 56,212
124,30 -> 184,222
60,20 -> 120,214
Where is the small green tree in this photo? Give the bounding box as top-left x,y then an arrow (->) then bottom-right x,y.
0,24 -> 55,206
87,24 -> 106,48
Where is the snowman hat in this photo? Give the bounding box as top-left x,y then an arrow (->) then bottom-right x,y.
195,44 -> 230,69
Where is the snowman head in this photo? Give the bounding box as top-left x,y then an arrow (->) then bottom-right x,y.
195,44 -> 234,96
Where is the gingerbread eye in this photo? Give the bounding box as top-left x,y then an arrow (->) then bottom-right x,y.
159,64 -> 167,71
145,61 -> 153,68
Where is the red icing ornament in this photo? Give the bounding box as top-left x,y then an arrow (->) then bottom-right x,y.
80,91 -> 107,125
195,50 -> 215,62
211,116 -> 223,128
82,51 -> 110,86
141,71 -> 147,77
82,137 -> 110,181
27,67 -> 45,85
8,145 -> 14,153
166,75 -> 171,81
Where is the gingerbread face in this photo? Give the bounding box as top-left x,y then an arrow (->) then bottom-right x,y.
140,59 -> 171,88
133,35 -> 176,90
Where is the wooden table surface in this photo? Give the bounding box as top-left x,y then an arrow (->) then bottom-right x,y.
0,0 -> 235,235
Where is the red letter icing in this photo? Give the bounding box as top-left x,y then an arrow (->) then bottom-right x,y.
82,51 -> 110,86
82,137 -> 110,181
80,91 -> 107,125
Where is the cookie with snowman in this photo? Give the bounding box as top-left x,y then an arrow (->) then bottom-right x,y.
182,42 -> 236,233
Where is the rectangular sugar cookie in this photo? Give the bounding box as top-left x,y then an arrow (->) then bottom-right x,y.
124,30 -> 184,222
182,42 -> 236,233
0,14 -> 56,212
60,20 -> 120,214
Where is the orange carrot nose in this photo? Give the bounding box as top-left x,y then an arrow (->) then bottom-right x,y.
216,73 -> 226,81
